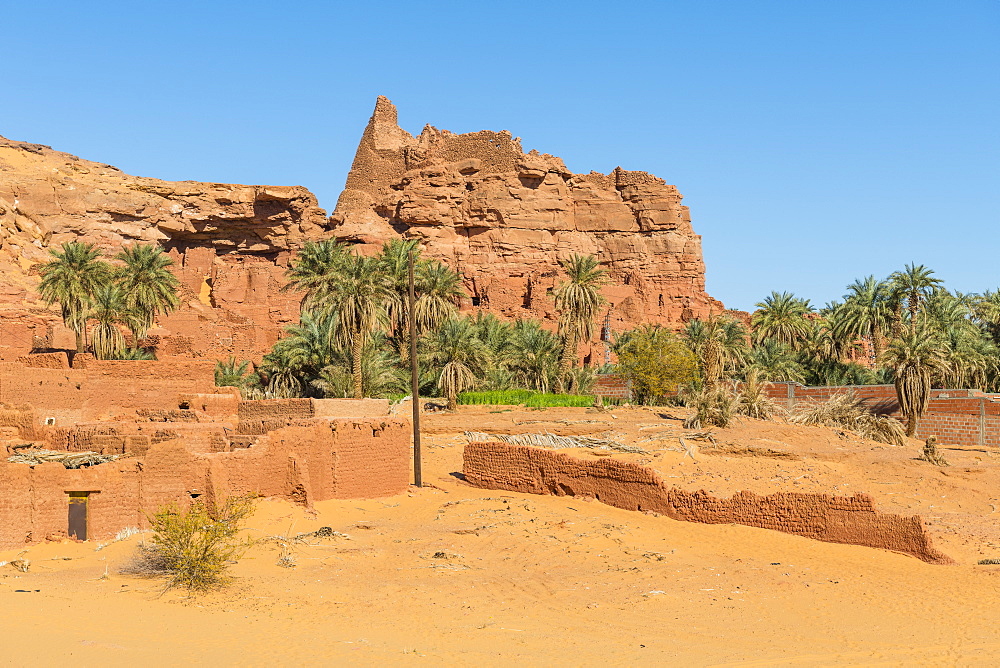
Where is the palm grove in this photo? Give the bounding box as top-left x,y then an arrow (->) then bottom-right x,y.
38,242 -> 1000,435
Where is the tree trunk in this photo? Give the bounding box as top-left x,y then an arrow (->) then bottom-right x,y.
906,411 -> 918,438
447,390 -> 456,412
351,331 -> 364,399
558,331 -> 577,394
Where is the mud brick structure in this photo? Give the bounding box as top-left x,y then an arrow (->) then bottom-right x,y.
0,356 -> 223,426
0,419 -> 409,548
463,441 -> 952,564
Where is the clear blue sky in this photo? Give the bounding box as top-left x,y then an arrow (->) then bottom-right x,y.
3,1 -> 997,311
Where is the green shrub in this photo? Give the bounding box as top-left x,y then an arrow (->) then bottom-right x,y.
125,495 -> 256,592
458,390 -> 537,405
523,393 -> 594,408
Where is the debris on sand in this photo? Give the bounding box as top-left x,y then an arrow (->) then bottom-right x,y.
465,431 -> 647,454
7,449 -> 121,469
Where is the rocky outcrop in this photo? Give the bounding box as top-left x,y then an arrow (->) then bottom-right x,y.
332,96 -> 722,341
0,135 -> 327,359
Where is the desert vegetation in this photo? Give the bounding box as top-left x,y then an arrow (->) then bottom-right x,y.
122,495 -> 256,592
38,241 -> 179,359
230,242 -> 603,402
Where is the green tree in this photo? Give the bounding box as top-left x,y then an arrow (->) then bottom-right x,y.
683,315 -> 748,386
831,276 -> 892,361
751,291 -> 814,349
317,254 -> 397,399
615,325 -> 699,404
215,357 -> 253,388
87,284 -> 141,360
888,263 -> 942,335
282,238 -> 349,309
503,319 -> 561,393
883,321 -> 950,437
553,254 -> 606,391
423,317 -> 490,410
38,241 -> 111,352
115,244 -> 180,341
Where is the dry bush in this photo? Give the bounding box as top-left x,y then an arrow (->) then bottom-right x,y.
121,495 -> 256,592
735,368 -> 783,421
789,392 -> 905,446
683,384 -> 738,429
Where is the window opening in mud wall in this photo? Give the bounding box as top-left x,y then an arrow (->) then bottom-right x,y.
67,492 -> 91,540
44,417 -> 56,426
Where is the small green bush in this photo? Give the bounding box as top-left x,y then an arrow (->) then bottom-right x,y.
125,495 -> 256,592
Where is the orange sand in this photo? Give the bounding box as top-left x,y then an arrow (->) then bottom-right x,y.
4,406 -> 1000,665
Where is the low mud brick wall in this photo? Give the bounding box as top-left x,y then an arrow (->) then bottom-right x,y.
463,441 -> 952,564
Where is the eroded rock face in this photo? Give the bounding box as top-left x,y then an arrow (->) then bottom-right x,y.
332,97 -> 722,342
0,135 -> 326,360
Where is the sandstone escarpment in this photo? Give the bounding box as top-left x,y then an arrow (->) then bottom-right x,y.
0,135 -> 327,359
332,96 -> 722,337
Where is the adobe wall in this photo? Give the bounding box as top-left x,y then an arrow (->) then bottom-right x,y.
0,359 -> 218,426
463,441 -> 952,564
0,417 -> 411,548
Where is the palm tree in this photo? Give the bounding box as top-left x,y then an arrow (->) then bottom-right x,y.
88,284 -> 135,360
888,263 -> 942,335
413,259 -> 463,333
832,276 -> 891,361
215,357 -> 253,388
283,238 -> 349,309
751,291 -> 814,348
683,316 -> 748,386
746,339 -> 806,383
317,254 -> 397,399
504,319 -> 561,393
553,254 -> 606,391
883,320 -> 950,437
38,241 -> 111,351
974,290 -> 1000,344
115,244 -> 180,341
423,317 -> 490,410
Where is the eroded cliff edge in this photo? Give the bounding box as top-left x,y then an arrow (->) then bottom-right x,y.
332,96 -> 722,335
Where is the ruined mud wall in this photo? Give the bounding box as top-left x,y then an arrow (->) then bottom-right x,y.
0,359 -> 219,425
332,97 -> 723,337
463,441 -> 952,564
0,418 -> 410,548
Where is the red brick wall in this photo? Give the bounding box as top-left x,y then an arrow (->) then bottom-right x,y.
765,382 -> 1000,448
593,374 -> 631,400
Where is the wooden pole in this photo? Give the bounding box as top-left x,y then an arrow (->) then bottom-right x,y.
408,248 -> 422,487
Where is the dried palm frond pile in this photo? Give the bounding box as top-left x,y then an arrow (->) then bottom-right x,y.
7,449 -> 121,468
464,431 -> 647,454
789,392 -> 906,446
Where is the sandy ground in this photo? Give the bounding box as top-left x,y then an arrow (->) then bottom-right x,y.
4,405 -> 1000,666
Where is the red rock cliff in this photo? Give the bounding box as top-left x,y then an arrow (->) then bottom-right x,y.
332,96 -> 723,337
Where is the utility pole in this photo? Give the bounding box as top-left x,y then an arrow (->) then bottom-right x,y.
408,248 -> 422,487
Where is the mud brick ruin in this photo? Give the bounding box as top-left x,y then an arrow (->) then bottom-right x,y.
463,441 -> 953,564
0,354 -> 409,548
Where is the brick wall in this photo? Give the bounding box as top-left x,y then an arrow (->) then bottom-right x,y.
593,374 -> 631,400
767,382 -> 1000,447
463,441 -> 952,564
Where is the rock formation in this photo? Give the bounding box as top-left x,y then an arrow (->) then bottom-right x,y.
0,98 -> 723,362
0,135 -> 327,359
332,96 -> 722,345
